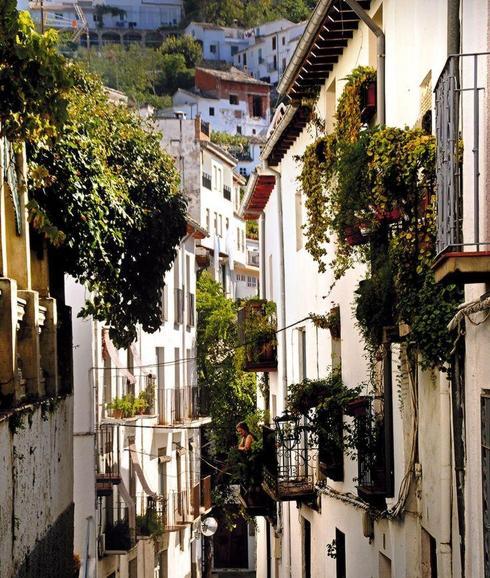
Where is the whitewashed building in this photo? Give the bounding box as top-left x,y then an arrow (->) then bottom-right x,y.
185,22 -> 251,63
240,0 -> 490,577
71,218 -> 212,578
172,67 -> 271,138
154,114 -> 258,298
26,0 -> 183,46
234,19 -> 306,85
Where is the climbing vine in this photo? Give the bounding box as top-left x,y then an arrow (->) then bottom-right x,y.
298,65 -> 462,367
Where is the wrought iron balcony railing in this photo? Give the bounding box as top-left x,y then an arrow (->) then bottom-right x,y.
96,424 -> 121,496
223,184 -> 232,200
202,172 -> 212,190
434,52 -> 490,282
157,385 -> 209,425
262,414 -> 316,502
103,501 -> 135,551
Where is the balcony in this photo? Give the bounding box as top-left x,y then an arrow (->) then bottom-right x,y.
434,52 -> 490,283
96,424 -> 121,496
135,494 -> 167,538
262,414 -> 316,502
103,502 -> 135,552
201,475 -> 212,513
157,385 -> 209,425
223,184 -> 232,201
247,250 -> 260,267
345,397 -> 390,505
202,172 -> 212,190
237,299 -> 277,372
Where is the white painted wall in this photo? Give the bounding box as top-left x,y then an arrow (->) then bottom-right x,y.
254,1 -> 473,577
185,22 -> 250,62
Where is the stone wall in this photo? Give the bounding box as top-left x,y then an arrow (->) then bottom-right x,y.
0,396 -> 74,578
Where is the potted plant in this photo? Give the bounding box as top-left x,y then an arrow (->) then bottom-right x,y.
310,306 -> 341,338
239,299 -> 277,371
107,397 -> 127,419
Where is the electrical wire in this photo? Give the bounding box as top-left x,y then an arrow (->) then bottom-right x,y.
88,314 -> 312,372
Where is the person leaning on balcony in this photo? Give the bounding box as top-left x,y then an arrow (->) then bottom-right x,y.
236,421 -> 254,452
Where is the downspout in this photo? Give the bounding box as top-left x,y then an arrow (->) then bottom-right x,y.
265,164 -> 291,578
440,371 -> 453,578
344,0 -> 385,125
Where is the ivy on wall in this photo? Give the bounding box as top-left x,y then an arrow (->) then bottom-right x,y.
297,66 -> 461,367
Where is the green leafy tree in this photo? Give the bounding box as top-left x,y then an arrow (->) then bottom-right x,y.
196,272 -> 256,452
0,1 -> 72,141
28,67 -> 187,347
159,34 -> 202,68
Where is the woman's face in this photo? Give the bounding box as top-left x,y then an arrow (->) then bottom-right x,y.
236,425 -> 246,437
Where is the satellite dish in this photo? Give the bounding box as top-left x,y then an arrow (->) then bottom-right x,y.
201,516 -> 218,537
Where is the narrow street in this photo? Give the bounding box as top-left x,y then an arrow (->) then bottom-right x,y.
1,1 -> 490,577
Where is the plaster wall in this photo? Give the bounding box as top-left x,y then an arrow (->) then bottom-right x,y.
0,397 -> 74,578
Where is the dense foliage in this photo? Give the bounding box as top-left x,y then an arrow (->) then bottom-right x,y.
77,35 -> 202,107
28,67 -> 187,347
183,0 -> 315,26
196,271 -> 257,452
298,66 -> 462,367
0,0 -> 72,141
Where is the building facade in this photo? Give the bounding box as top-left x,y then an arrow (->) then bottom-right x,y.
0,133 -> 74,577
185,22 -> 251,63
233,19 -> 306,85
154,114 -> 258,298
172,67 -> 271,138
71,220 -> 212,578
240,0 -> 490,577
26,0 -> 183,47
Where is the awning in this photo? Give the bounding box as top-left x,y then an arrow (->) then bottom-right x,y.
102,329 -> 136,385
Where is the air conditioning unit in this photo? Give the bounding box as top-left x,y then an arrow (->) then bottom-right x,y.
97,533 -> 106,558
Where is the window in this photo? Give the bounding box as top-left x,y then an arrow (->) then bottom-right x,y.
239,167 -> 248,176
174,348 -> 180,388
209,107 -> 215,116
272,36 -> 276,50
210,44 -> 217,54
282,36 -> 285,46
298,328 -> 306,381
238,55 -> 241,64
160,283 -> 168,321
156,348 -> 165,422
252,95 -> 263,117
225,217 -> 229,230
282,58 -> 287,72
247,276 -> 257,288
214,212 -> 218,233
236,227 -> 240,250
243,53 -> 247,66
304,519 -> 311,578
231,45 -> 238,55
258,48 -> 263,63
219,214 -> 223,237
206,208 -> 210,231
335,529 -> 346,578
273,55 -> 277,71
229,94 -> 239,105
295,190 -> 303,251
212,163 -> 223,191
236,126 -> 242,135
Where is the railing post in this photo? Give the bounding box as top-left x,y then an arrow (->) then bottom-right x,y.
473,53 -> 480,249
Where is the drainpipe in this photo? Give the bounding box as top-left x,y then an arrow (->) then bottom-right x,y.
344,0 -> 385,125
440,371 -> 453,577
265,163 -> 291,578
447,0 -> 460,55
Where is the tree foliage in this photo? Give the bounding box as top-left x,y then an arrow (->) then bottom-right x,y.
0,0 -> 72,141
183,0 -> 315,26
76,35 -> 202,107
28,67 -> 187,347
196,272 -> 256,452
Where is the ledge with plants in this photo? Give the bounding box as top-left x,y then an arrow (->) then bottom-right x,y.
238,299 -> 278,372
298,65 -> 462,368
107,385 -> 154,419
287,371 -> 360,482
